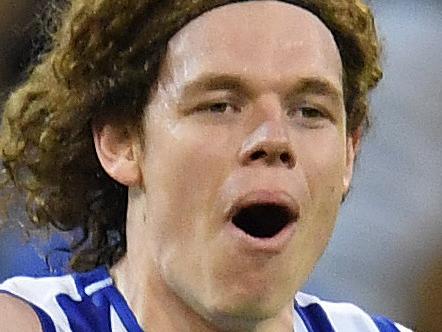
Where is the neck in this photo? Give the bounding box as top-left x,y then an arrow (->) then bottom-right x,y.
110,257 -> 294,332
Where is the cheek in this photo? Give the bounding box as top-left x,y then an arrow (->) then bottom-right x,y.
160,123 -> 233,192
143,121 -> 234,239
289,132 -> 346,274
296,129 -> 346,212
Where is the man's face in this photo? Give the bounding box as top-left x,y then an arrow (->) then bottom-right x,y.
133,0 -> 353,323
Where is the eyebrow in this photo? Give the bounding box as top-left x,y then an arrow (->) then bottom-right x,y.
294,77 -> 343,101
181,73 -> 343,101
182,74 -> 249,97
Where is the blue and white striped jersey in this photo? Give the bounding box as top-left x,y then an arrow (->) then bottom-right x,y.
0,266 -> 412,332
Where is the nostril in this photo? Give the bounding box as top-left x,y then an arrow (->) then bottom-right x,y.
250,150 -> 267,161
247,149 -> 295,168
280,152 -> 291,165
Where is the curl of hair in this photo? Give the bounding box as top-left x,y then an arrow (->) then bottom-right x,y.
0,0 -> 383,272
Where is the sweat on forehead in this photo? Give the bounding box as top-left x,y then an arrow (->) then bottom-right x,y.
175,1 -> 330,35
167,1 -> 340,64
161,1 -> 343,98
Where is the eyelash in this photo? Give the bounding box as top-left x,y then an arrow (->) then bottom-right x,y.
289,106 -> 326,119
197,102 -> 239,114
194,102 -> 329,123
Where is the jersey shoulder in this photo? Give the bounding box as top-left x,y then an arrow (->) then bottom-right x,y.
0,272 -> 79,331
295,292 -> 413,332
0,266 -> 130,332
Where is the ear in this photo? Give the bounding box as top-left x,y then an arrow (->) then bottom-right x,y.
92,118 -> 143,187
343,126 -> 362,193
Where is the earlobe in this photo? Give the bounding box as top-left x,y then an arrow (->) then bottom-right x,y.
92,120 -> 142,187
343,127 -> 362,193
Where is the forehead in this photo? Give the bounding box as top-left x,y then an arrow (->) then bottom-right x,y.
165,1 -> 343,88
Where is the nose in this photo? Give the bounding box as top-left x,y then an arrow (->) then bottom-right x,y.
238,120 -> 296,169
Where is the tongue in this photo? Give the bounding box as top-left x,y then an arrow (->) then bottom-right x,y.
232,204 -> 291,238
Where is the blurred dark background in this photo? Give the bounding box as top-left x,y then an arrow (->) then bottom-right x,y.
0,1 -> 441,331
0,1 -> 37,94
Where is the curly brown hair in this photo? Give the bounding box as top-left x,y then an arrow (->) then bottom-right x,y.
0,0 -> 383,272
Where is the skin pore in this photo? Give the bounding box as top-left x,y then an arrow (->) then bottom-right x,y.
94,1 -> 359,331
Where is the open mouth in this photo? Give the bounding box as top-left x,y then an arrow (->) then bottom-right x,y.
231,203 -> 297,238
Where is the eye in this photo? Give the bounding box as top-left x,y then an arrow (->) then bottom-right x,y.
199,102 -> 239,114
288,106 -> 325,119
299,107 -> 323,118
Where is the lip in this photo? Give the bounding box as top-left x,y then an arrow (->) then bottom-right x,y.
224,190 -> 299,254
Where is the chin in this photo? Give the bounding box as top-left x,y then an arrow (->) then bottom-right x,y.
193,261 -> 299,327
201,299 -> 284,332
200,284 -> 289,327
